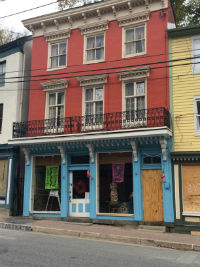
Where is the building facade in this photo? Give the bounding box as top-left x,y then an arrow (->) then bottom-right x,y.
0,36 -> 32,215
168,26 -> 200,232
10,0 -> 175,225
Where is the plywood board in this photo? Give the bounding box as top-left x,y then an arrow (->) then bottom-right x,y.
142,169 -> 163,222
182,164 -> 200,213
0,159 -> 8,196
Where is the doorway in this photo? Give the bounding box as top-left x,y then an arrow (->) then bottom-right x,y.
69,170 -> 90,217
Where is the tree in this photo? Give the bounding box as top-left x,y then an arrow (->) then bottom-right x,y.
0,27 -> 26,46
57,0 -> 101,10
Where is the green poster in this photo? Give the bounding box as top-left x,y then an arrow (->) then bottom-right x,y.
45,166 -> 59,190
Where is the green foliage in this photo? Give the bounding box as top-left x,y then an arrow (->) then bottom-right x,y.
57,0 -> 102,10
0,28 -> 26,46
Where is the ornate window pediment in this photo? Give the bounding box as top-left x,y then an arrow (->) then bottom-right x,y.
78,74 -> 107,87
118,12 -> 150,28
119,67 -> 150,81
80,21 -> 108,36
41,79 -> 68,92
44,29 -> 70,43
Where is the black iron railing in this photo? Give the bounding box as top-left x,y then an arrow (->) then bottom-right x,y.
13,107 -> 170,138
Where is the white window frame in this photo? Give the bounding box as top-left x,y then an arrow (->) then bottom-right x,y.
192,35 -> 200,75
122,24 -> 146,58
82,85 -> 104,131
194,96 -> 200,136
47,41 -> 67,71
122,79 -> 147,127
83,32 -> 105,64
0,61 -> 6,87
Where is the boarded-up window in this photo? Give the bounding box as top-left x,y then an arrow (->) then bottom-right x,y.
182,164 -> 200,213
0,159 -> 8,197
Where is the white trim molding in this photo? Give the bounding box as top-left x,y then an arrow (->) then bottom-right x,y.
118,12 -> 149,28
58,146 -> 66,164
80,21 -> 108,36
182,212 -> 200,217
119,67 -> 150,81
22,148 -> 30,165
160,139 -> 167,161
130,141 -> 138,162
78,74 -> 107,87
44,29 -> 70,43
86,144 -> 94,163
41,79 -> 68,92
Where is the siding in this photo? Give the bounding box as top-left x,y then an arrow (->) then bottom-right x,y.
171,36 -> 200,152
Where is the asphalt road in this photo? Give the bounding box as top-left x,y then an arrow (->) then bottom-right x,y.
0,229 -> 200,267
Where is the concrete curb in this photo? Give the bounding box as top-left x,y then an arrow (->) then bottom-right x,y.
0,222 -> 32,231
31,226 -> 200,252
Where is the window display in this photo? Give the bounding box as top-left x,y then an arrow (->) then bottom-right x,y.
98,153 -> 133,215
32,156 -> 61,212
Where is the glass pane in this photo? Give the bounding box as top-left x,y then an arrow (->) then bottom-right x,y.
51,57 -> 58,68
96,35 -> 104,47
136,82 -> 145,95
126,98 -> 134,111
197,100 -> 200,115
95,88 -> 103,100
51,44 -> 58,56
49,106 -> 56,119
126,29 -> 134,42
126,42 -> 135,55
193,39 -> 200,55
59,55 -> 66,66
85,88 -> 93,101
96,48 -> 104,60
87,50 -> 95,61
0,62 -> 5,74
49,94 -> 56,105
136,26 -> 144,40
58,92 -> 64,104
95,101 -> 103,114
137,96 -> 145,110
58,106 -> 64,119
59,43 -> 66,54
86,103 -> 93,115
125,83 -> 134,96
136,40 -> 144,53
87,37 -> 95,49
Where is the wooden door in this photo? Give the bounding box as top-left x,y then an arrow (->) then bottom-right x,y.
142,170 -> 164,222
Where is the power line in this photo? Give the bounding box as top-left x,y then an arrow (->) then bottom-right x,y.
0,1 -> 58,19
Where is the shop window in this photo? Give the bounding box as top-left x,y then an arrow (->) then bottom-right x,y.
71,155 -> 89,165
98,152 -> 133,215
0,61 -> 6,87
143,156 -> 161,164
32,156 -> 61,212
0,159 -> 8,199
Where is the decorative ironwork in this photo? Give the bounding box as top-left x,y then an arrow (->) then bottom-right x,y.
13,107 -> 170,138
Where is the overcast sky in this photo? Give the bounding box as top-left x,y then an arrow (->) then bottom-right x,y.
0,0 -> 59,34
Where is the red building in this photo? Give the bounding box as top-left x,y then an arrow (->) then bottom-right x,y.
11,0 -> 175,226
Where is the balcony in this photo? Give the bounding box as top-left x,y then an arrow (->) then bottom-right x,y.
13,108 -> 170,139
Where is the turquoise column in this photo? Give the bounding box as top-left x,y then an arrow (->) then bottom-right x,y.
23,157 -> 32,216
133,144 -> 143,221
89,153 -> 96,219
61,152 -> 68,218
161,138 -> 174,222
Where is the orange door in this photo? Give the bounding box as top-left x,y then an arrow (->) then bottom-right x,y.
142,170 -> 164,222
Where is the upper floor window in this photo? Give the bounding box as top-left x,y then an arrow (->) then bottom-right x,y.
124,25 -> 145,57
0,61 -> 6,87
50,42 -> 67,68
47,91 -> 65,124
86,34 -> 104,63
0,104 -> 3,133
194,96 -> 200,135
192,36 -> 200,74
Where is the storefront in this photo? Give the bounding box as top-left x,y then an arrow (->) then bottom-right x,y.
20,133 -> 174,225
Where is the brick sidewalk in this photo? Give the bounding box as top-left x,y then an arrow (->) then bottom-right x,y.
1,214 -> 200,251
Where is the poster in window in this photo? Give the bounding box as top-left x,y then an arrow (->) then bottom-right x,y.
45,166 -> 59,190
112,164 -> 125,183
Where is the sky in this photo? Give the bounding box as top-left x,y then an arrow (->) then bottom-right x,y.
0,0 -> 59,34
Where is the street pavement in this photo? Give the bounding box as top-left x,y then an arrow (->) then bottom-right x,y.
0,213 -> 200,252
1,228 -> 200,267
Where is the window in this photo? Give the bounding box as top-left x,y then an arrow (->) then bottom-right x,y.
0,61 -> 6,87
194,96 -> 200,135
124,81 -> 145,121
0,104 -> 3,133
50,42 -> 66,68
192,37 -> 200,74
86,34 -> 104,62
84,86 -> 104,127
46,92 -> 65,129
124,25 -> 145,56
